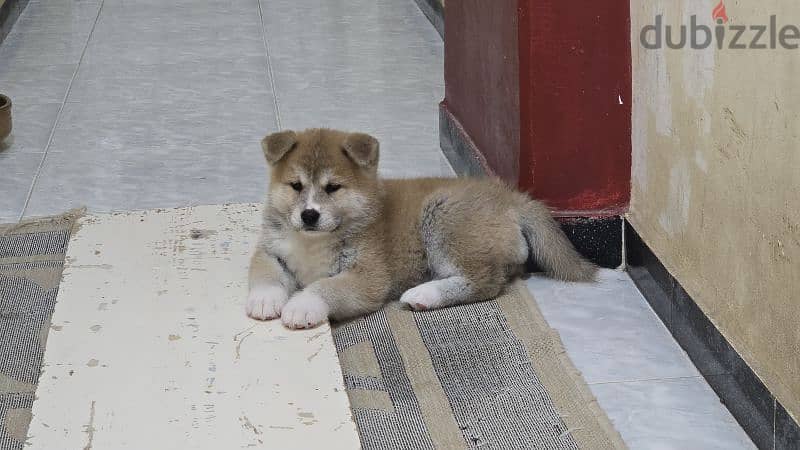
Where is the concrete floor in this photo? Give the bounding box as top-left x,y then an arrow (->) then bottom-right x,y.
0,0 -> 753,448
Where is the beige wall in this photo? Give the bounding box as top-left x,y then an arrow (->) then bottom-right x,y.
630,0 -> 800,420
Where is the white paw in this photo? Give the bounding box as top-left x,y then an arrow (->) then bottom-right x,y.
281,290 -> 330,329
245,284 -> 289,320
399,283 -> 443,311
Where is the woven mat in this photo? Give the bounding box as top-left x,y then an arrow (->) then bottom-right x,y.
0,210 -> 625,449
333,281 -> 627,449
0,211 -> 81,449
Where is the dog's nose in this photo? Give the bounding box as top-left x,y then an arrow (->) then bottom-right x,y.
301,209 -> 320,226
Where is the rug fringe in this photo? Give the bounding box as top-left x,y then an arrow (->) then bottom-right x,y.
0,208 -> 86,236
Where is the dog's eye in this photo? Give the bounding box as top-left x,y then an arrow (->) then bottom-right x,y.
325,183 -> 342,194
289,181 -> 303,192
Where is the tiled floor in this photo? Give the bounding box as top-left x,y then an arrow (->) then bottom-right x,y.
0,0 -> 755,448
528,271 -> 755,449
0,0 -> 451,223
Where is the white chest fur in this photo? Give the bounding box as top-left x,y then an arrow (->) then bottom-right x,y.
273,232 -> 338,288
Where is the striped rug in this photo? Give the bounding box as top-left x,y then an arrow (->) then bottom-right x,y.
1,211 -> 625,449
333,281 -> 627,449
0,211 -> 81,450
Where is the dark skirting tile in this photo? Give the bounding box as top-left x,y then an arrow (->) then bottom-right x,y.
672,283 -> 734,377
625,221 -> 673,325
412,0 -> 443,39
1,0 -> 31,44
704,374 -> 774,450
776,401 -> 800,450
624,219 -> 800,450
439,103 -> 493,178
559,216 -> 622,269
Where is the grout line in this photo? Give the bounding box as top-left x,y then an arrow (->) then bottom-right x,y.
17,0 -> 105,223
439,144 -> 457,177
587,375 -> 703,386
256,0 -> 283,131
619,217 -> 627,270
773,397 -> 777,450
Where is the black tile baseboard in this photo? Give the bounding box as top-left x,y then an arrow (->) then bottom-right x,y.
523,216 -> 622,271
0,0 -> 29,44
625,220 -> 800,450
559,216 -> 621,269
777,401 -> 800,449
439,102 -> 494,178
412,0 -> 443,39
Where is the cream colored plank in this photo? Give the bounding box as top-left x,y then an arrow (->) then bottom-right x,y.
28,204 -> 359,449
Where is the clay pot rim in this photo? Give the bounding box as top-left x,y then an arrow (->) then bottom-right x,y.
0,94 -> 11,111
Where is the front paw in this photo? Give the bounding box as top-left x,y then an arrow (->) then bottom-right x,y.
281,291 -> 330,329
246,284 -> 289,320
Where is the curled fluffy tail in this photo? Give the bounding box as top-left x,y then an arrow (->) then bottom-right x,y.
520,201 -> 598,282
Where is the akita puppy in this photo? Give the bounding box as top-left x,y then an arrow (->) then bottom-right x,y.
246,128 -> 596,329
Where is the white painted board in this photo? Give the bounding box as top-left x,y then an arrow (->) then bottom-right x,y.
28,204 -> 360,449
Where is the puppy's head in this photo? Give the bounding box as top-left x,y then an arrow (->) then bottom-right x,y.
262,128 -> 381,234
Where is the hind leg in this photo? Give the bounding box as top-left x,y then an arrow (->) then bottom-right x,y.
399,273 -> 506,311
401,189 -> 528,311
400,276 -> 471,310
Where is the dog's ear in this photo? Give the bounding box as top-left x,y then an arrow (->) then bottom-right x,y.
342,133 -> 380,169
261,130 -> 297,165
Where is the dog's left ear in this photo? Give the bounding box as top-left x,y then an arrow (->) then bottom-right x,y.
342,133 -> 379,169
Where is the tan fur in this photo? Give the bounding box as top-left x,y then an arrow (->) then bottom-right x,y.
246,128 -> 597,329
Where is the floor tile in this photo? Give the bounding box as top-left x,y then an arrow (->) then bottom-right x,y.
0,64 -> 76,105
24,96 -> 277,217
0,103 -> 61,153
47,99 -> 276,151
267,69 -> 448,168
24,141 -> 270,217
262,0 -> 444,178
12,0 -> 101,32
260,0 -> 441,53
591,377 -> 755,450
526,270 -> 700,384
92,4 -> 263,35
66,56 -> 271,105
271,53 -> 443,121
0,0 -> 98,67
0,150 -> 41,223
0,29 -> 90,67
81,7 -> 264,67
379,150 -> 452,178
80,34 -> 264,68
101,0 -> 258,10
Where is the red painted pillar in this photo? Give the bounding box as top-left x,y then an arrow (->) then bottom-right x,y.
441,1 -> 631,217
442,0 -> 521,182
518,0 -> 631,215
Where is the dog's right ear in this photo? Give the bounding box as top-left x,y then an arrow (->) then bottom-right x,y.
261,130 -> 297,165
